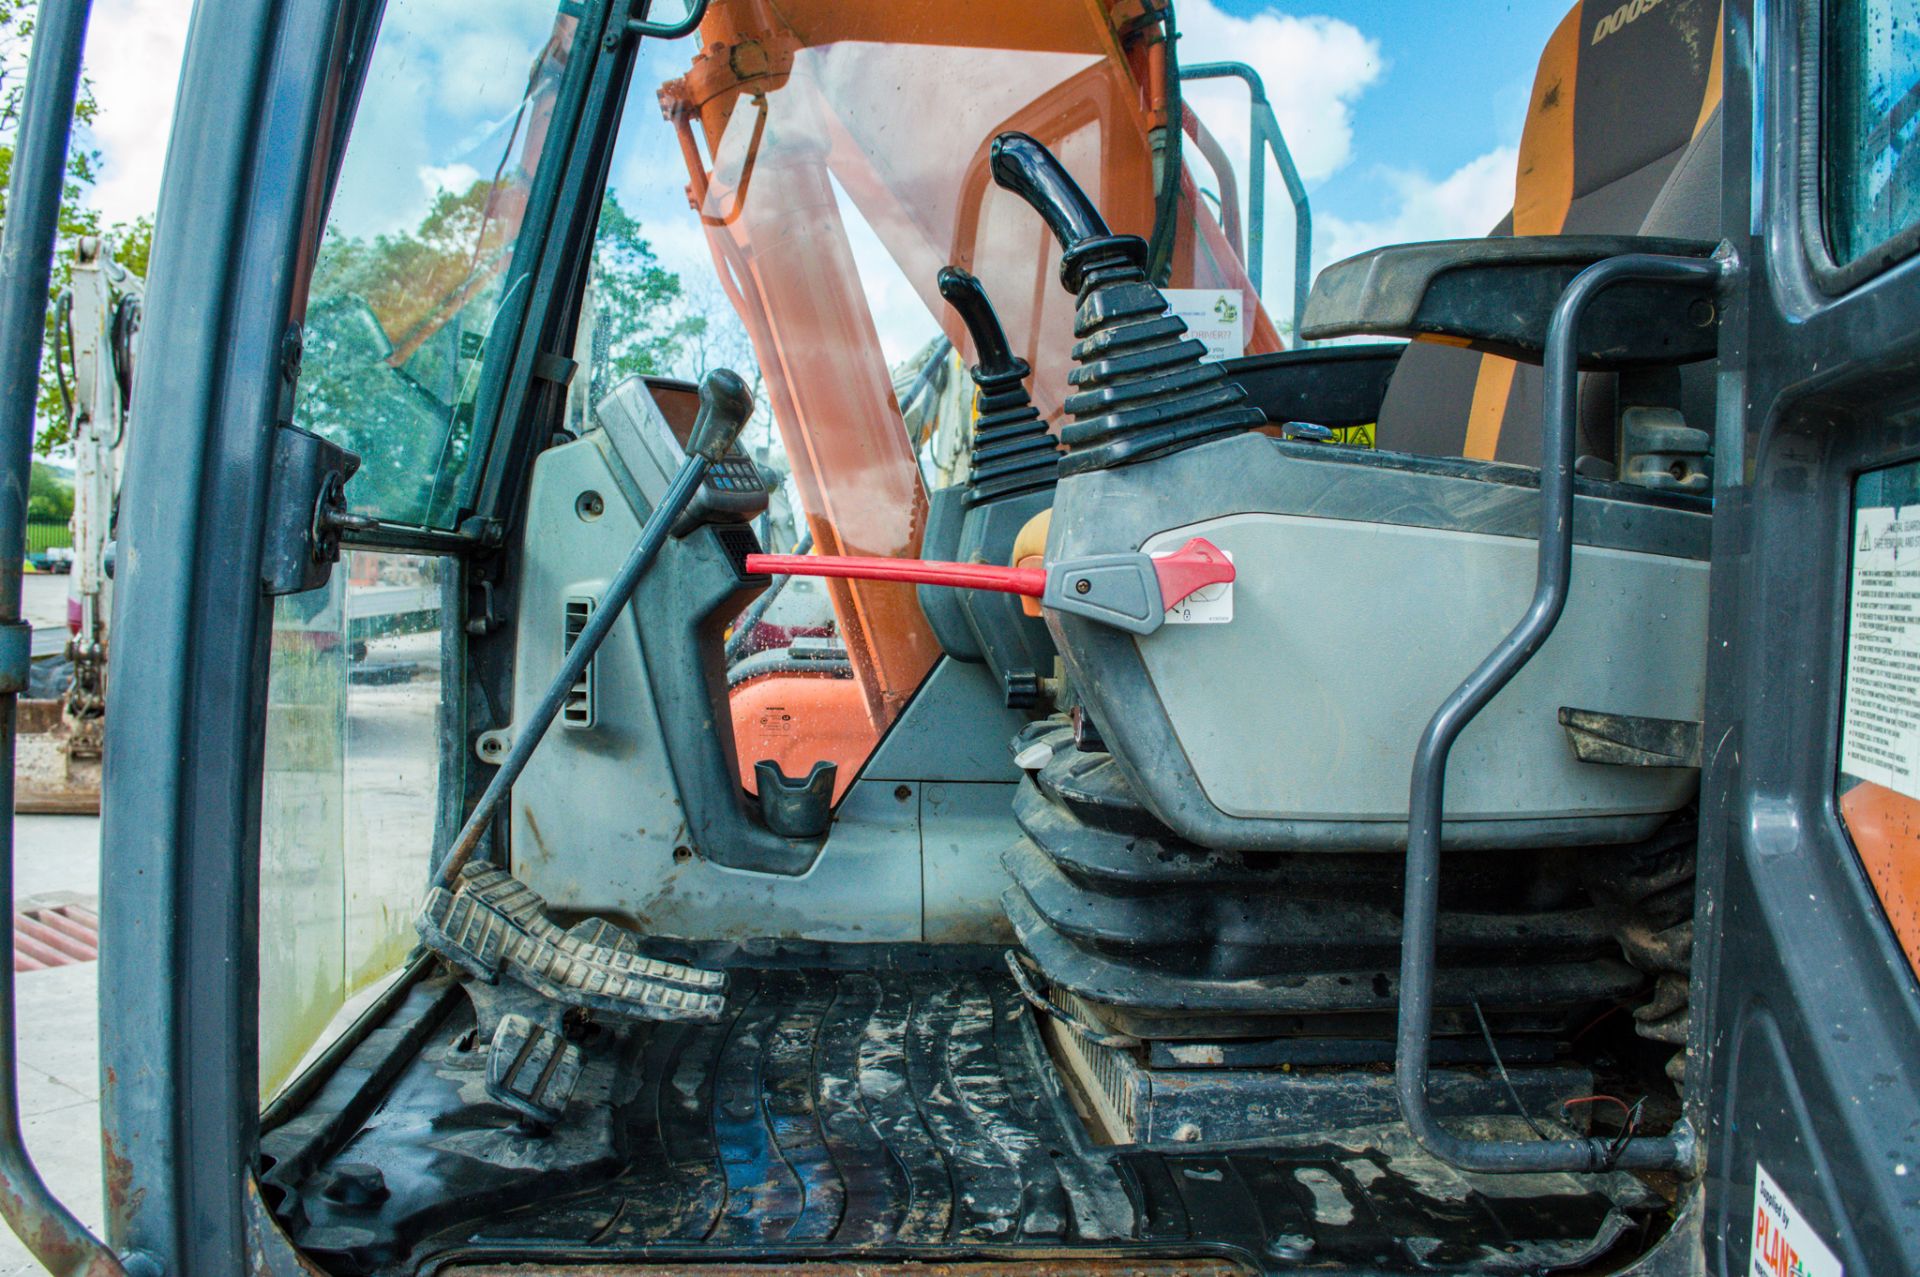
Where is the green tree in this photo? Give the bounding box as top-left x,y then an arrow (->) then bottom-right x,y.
25,458 -> 69,520
586,190 -> 701,403
1,2 -> 154,452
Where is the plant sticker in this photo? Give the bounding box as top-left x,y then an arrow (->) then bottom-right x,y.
1163,289 -> 1245,361
1751,1163 -> 1843,1277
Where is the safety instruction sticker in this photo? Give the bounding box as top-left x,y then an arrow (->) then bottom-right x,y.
1840,504 -> 1920,800
1751,1163 -> 1843,1277
1157,548 -> 1233,625
1164,289 -> 1245,362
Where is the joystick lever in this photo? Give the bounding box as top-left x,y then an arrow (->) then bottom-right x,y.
937,266 -> 1058,504
984,132 -> 1266,472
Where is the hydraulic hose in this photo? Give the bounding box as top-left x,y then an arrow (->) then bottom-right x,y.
1144,0 -> 1182,287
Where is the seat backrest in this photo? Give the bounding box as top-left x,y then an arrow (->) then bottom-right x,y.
1373,0 -> 1724,468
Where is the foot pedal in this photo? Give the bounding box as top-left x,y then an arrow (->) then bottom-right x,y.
486,1013 -> 583,1127
418,864 -> 727,1022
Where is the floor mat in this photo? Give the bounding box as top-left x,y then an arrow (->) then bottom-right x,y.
271,965 -> 1663,1275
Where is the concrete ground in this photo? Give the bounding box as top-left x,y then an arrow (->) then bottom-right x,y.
2,813 -> 104,1276
2,576 -> 109,1272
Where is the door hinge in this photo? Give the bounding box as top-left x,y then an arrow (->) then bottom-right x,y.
261,423 -> 361,596
263,322 -> 361,596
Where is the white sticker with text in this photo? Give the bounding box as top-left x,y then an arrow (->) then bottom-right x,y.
1751,1163 -> 1843,1277
1841,504 -> 1920,800
1163,289 -> 1245,362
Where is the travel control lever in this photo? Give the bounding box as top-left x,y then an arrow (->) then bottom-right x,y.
687,366 -> 755,460
431,367 -> 756,891
412,369 -> 762,1052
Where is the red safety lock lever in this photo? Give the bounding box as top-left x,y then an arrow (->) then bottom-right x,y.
744,537 -> 1233,636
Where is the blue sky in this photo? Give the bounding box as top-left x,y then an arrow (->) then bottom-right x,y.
80,1 -> 1572,232
1263,0 -> 1569,234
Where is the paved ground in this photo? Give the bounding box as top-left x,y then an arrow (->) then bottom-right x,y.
2,814 -> 103,1275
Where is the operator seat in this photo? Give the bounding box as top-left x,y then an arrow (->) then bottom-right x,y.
1372,0 -> 1723,467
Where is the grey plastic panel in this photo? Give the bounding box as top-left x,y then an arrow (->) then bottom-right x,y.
1137,514 -> 1706,821
507,436 -> 1023,939
922,782 -> 1022,943
1045,432 -> 1710,850
508,435 -> 686,912
864,657 -> 1029,782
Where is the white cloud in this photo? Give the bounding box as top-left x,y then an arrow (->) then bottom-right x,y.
1316,146 -> 1519,269
419,162 -> 482,201
1178,0 -> 1383,186
77,0 -> 192,226
435,29 -> 536,119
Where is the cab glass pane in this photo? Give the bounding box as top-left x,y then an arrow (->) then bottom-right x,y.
296,1 -> 585,527
1825,0 -> 1920,265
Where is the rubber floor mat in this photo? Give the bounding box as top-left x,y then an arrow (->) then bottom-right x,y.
276,965 -> 1664,1275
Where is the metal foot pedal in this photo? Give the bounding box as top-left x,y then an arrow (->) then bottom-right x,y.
486,1013 -> 583,1127
418,863 -> 727,1022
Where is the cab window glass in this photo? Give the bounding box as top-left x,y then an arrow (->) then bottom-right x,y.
1824,0 -> 1920,265
295,1 -> 584,527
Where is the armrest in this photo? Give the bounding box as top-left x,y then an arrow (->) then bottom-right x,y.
1299,235 -> 1719,367
1217,344 -> 1403,429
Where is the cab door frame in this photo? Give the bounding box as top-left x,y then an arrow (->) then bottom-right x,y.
1691,1 -> 1920,1273
100,0 -> 374,1268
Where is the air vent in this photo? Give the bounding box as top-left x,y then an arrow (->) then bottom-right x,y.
562,596 -> 595,730
713,524 -> 764,580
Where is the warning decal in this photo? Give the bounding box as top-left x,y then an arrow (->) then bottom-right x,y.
1840,505 -> 1920,800
1751,1163 -> 1843,1277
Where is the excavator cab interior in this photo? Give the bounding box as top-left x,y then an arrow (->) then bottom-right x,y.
49,0 -> 1920,1273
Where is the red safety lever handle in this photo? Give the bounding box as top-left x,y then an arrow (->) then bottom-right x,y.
743,553 -> 1047,596
1150,537 -> 1234,608
744,537 -> 1232,610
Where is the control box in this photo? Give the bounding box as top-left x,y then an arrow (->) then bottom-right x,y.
594,374 -> 768,530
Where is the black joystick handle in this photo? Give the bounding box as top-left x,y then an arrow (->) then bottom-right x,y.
990,132 -> 1149,294
989,133 -> 1112,254
937,266 -> 1057,504
937,266 -> 1026,383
